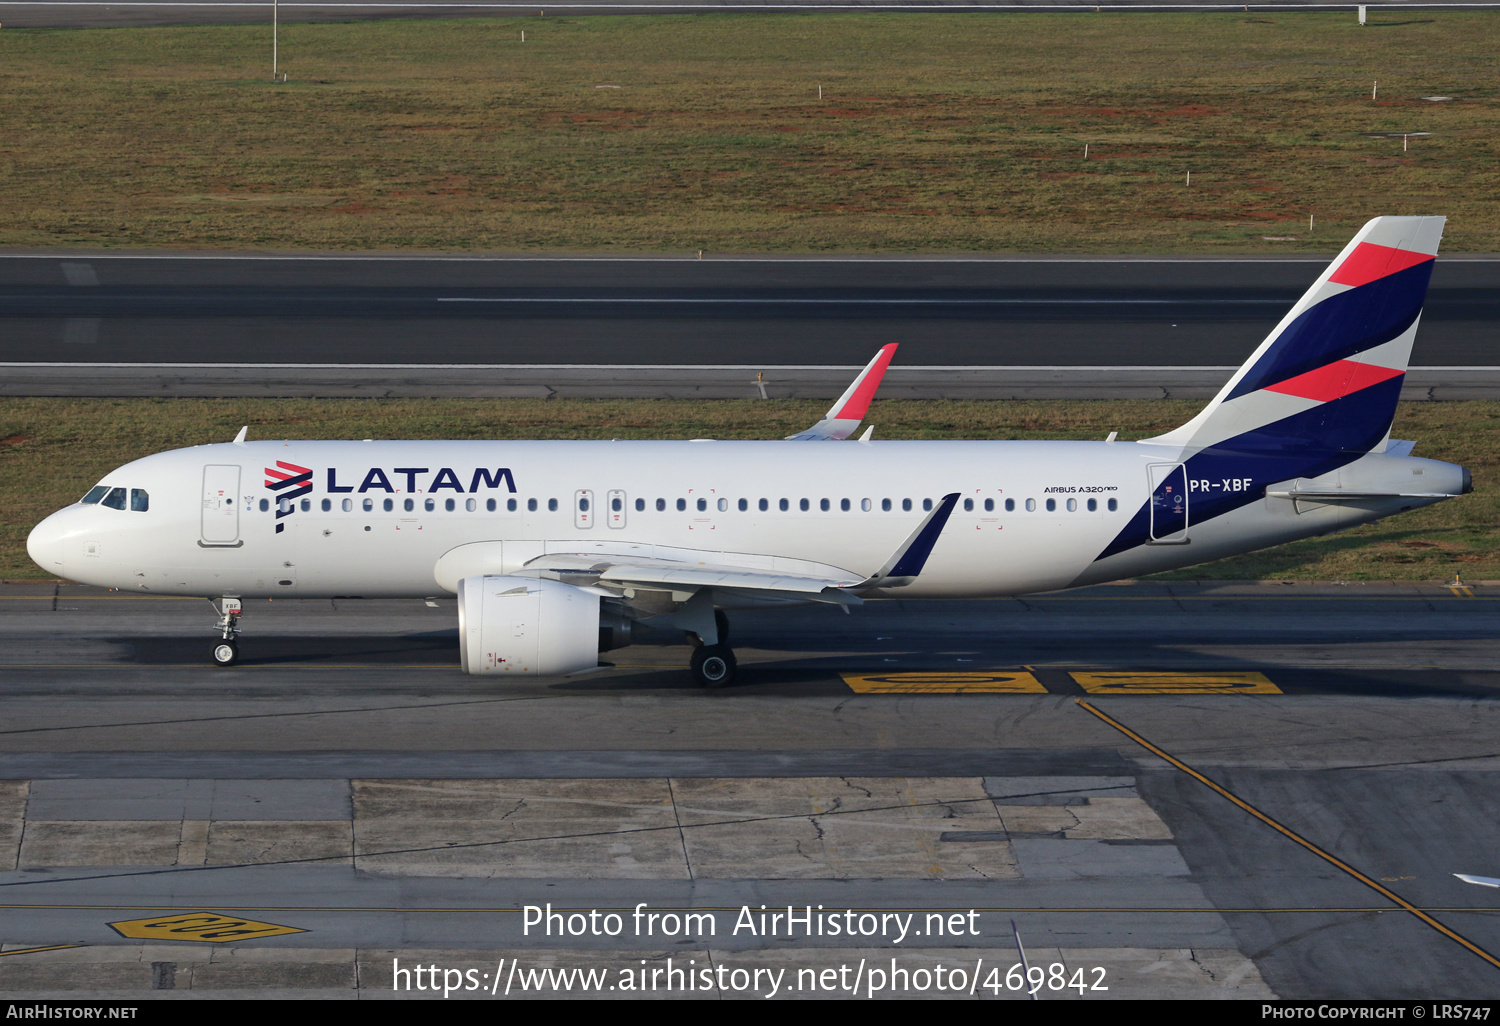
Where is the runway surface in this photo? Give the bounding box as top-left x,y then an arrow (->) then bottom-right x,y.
4,253 -> 1497,398
0,0 -> 1460,30
3,580 -> 1499,997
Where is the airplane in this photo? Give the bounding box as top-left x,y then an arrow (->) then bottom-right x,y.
26,216 -> 1471,686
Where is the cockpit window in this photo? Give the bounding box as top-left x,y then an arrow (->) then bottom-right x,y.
100,487 -> 127,510
81,486 -> 109,504
130,489 -> 149,512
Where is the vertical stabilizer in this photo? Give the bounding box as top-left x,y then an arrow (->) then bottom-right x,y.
1145,216 -> 1444,455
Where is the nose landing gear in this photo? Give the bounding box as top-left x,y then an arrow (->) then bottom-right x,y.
210,597 -> 242,667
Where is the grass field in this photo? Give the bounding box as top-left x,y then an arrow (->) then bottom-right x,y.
1,13 -> 1498,252
3,397 -> 1495,582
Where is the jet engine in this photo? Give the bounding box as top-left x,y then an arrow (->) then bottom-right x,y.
456,575 -> 600,676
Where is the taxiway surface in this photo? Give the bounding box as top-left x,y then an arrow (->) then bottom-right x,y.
2,581 -> 1499,998
6,253 -> 1498,399
0,0 -> 1450,30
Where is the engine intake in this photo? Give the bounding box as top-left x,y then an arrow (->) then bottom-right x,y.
456,575 -> 600,676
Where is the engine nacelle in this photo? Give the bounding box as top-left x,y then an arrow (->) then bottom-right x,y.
456,575 -> 600,676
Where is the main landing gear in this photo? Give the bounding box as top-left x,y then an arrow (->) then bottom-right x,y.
211,597 -> 242,667
687,609 -> 737,687
690,644 -> 737,687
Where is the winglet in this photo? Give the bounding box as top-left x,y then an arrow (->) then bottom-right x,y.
854,492 -> 960,588
786,344 -> 898,440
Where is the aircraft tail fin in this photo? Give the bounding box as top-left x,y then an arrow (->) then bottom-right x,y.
1145,216 -> 1444,456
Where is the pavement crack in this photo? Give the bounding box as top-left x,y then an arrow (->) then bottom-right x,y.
839,777 -> 873,799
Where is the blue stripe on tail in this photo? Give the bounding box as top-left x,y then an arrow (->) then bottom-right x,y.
1228,260 -> 1432,400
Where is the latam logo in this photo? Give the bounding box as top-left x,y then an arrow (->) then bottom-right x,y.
265,461 -> 314,534
326,467 -> 517,494
262,463 -> 521,536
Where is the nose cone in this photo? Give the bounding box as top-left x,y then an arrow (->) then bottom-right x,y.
27,511 -> 67,577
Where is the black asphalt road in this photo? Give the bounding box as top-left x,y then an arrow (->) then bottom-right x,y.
4,253 -> 1497,367
0,1 -> 1446,31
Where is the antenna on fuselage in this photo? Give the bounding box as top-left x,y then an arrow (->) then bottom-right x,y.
232,426 -> 248,446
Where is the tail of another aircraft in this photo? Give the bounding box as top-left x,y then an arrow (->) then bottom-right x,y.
1145,215 -> 1445,457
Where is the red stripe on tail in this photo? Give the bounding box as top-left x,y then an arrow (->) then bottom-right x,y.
1328,242 -> 1433,289
1262,359 -> 1404,403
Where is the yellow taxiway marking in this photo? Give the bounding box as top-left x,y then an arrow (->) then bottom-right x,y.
0,944 -> 88,957
1072,671 -> 1281,695
108,912 -> 306,943
1449,585 -> 1476,597
1078,699 -> 1500,974
842,671 -> 1046,694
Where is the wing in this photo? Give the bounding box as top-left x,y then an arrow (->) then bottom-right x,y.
785,344 -> 898,440
519,492 -> 961,602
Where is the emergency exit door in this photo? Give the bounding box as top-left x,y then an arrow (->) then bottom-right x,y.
201,465 -> 241,545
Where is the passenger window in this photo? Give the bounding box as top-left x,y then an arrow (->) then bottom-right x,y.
677,498 -> 687,512
403,498 -> 414,512
383,498 -> 394,512
1026,498 -> 1036,512
1067,498 -> 1077,512
548,498 -> 558,512
759,498 -> 768,511
258,498 -> 269,512
738,498 -> 748,512
612,497 -> 622,512
300,498 -> 310,512
718,498 -> 728,512
446,498 -> 457,512
1108,498 -> 1118,512
635,498 -> 646,512
861,498 -> 871,512
819,499 -> 829,512
508,498 -> 518,512
779,498 -> 789,512
697,498 -> 707,512
342,498 -> 353,512
923,498 -> 933,512
278,497 -> 290,514
579,497 -> 590,512
130,488 -> 150,512
425,498 -> 436,512
963,498 -> 973,512
466,498 -> 477,512
321,498 -> 331,512
901,498 -> 911,512
1087,498 -> 1097,512
363,498 -> 374,512
882,498 -> 892,512
840,498 -> 850,512
800,498 -> 810,512
984,498 -> 994,512
1046,498 -> 1056,512
81,485 -> 109,504
657,498 -> 666,512
1005,498 -> 1015,512
528,498 -> 538,512
487,498 -> 497,512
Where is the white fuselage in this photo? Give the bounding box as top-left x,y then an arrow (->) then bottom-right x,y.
26,438 -> 1464,601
